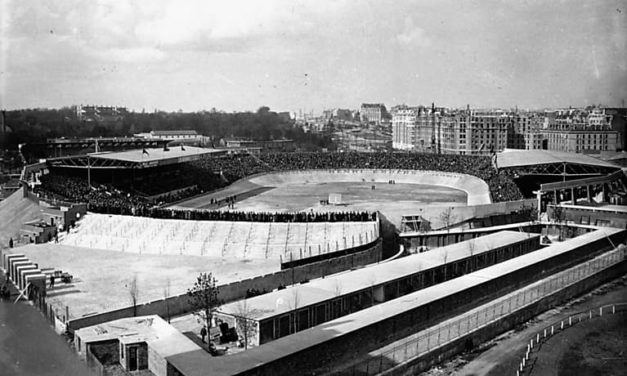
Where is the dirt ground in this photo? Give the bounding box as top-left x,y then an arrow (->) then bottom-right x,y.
9,243 -> 280,319
173,180 -> 469,228
423,275 -> 627,376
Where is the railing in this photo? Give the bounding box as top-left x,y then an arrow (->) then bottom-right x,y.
336,246 -> 625,375
515,302 -> 627,376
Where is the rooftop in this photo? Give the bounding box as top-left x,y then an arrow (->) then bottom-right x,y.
88,146 -> 223,164
169,227 -> 624,376
497,149 -> 619,169
217,230 -> 539,321
76,315 -> 199,357
151,130 -> 199,136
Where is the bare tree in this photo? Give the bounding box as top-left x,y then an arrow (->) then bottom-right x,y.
333,280 -> 343,297
188,272 -> 221,345
519,202 -> 539,223
235,300 -> 258,350
287,288 -> 300,312
163,278 -> 171,323
287,288 -> 300,333
441,250 -> 449,281
368,273 -> 377,306
129,274 -> 139,317
467,239 -> 476,273
551,205 -> 566,240
439,207 -> 458,232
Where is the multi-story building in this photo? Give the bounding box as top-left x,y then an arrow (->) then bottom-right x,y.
323,109 -> 354,122
438,109 -> 509,155
360,103 -> 388,125
542,122 -> 617,153
601,107 -> 626,151
392,105 -> 509,155
506,112 -> 546,150
391,106 -> 420,151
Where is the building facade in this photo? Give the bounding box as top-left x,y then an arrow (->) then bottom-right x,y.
360,103 -> 387,125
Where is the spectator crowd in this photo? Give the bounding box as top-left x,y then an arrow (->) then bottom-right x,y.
37,151 -> 523,221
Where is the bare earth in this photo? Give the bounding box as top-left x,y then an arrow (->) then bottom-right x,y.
173,181 -> 468,228
424,276 -> 627,376
12,243 -> 280,319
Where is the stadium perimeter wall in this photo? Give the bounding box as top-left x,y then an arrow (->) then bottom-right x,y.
247,169 -> 492,206
66,238 -> 383,333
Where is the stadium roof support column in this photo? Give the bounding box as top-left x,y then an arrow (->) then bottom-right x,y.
87,156 -> 91,188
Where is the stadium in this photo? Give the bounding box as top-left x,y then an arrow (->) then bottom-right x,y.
1,146 -> 626,376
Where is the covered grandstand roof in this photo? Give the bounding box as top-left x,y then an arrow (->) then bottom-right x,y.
89,146 -> 220,163
48,146 -> 226,169
497,150 -> 619,169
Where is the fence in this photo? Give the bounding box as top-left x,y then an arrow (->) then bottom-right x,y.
339,246 -> 626,375
515,302 -> 627,376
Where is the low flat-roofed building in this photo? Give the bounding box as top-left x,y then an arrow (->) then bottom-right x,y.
75,315 -> 199,376
19,220 -> 57,244
134,130 -> 200,140
216,230 -> 540,346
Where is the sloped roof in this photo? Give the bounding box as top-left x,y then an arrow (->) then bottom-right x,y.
497,150 -> 619,169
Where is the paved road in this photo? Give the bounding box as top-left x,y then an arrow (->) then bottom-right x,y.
0,271 -> 95,376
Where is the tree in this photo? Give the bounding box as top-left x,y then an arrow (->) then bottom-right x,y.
129,274 -> 139,317
441,250 -> 449,281
467,239 -> 476,273
188,272 -> 221,342
439,207 -> 458,232
287,288 -> 300,333
519,203 -> 539,223
551,205 -> 566,240
163,278 -> 171,323
333,280 -> 343,297
234,300 -> 258,350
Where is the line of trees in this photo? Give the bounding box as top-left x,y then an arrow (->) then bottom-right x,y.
1,106 -> 335,151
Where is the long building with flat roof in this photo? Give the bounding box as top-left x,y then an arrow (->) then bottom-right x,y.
169,227 -> 624,376
215,230 -> 540,346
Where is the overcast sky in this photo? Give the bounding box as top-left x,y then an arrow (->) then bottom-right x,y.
1,0 -> 626,112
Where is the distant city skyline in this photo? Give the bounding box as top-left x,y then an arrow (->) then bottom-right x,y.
1,0 -> 626,113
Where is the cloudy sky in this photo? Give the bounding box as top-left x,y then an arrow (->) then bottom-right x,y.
1,0 -> 626,112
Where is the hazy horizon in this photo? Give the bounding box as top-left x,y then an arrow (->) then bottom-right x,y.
1,0 -> 626,113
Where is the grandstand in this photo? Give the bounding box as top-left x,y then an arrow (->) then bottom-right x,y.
61,213 -> 378,262
7,148 -> 626,376
497,149 -> 623,196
